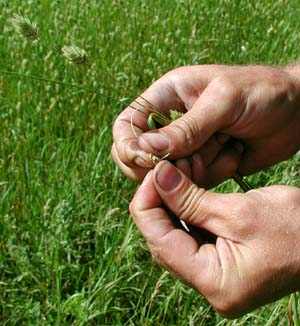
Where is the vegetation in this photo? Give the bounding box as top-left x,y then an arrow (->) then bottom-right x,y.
1,0 -> 300,324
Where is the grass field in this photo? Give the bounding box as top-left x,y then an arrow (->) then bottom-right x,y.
1,0 -> 300,325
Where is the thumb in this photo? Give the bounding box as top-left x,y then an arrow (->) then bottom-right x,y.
138,78 -> 241,158
153,160 -> 228,235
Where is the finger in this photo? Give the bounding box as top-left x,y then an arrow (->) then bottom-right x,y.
174,133 -> 229,181
175,158 -> 192,179
129,170 -> 222,290
189,152 -> 206,187
192,141 -> 243,189
129,170 -> 196,245
112,109 -> 153,169
110,144 -> 149,182
153,161 -> 232,235
138,77 -> 242,159
198,133 -> 230,166
205,141 -> 243,188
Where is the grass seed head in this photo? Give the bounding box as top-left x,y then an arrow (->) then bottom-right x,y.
11,14 -> 39,41
62,45 -> 89,66
169,110 -> 184,121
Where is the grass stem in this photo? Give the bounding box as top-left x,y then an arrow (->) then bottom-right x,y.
1,69 -> 97,93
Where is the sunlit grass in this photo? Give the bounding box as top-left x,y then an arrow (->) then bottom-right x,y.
1,0 -> 300,324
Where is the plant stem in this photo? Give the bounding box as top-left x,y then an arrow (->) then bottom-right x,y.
0,69 -> 97,93
233,173 -> 252,192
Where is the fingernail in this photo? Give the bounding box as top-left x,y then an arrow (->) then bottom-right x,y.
139,132 -> 170,152
216,133 -> 230,145
234,141 -> 244,154
156,161 -> 182,191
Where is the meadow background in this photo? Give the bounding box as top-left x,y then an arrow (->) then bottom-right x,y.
1,0 -> 300,325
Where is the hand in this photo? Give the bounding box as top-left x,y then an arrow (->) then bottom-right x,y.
112,65 -> 300,188
130,160 -> 300,318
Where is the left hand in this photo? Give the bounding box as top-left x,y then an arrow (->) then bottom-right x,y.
112,65 -> 300,188
111,65 -> 249,187
130,160 -> 300,318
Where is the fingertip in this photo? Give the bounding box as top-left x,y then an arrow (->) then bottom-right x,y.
154,161 -> 182,192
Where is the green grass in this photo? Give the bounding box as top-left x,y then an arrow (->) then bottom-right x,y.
1,0 -> 300,324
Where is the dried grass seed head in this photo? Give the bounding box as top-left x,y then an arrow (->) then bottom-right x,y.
62,45 -> 89,66
11,14 -> 39,41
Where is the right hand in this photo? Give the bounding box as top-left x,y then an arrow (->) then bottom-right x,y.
129,160 -> 300,318
112,65 -> 300,187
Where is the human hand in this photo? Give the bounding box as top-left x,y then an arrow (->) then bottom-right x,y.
130,160 -> 300,318
112,65 -> 300,188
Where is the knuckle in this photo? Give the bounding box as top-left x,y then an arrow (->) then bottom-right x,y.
165,66 -> 186,78
231,196 -> 252,218
227,195 -> 257,234
212,76 -> 241,105
110,144 -> 117,162
213,296 -> 244,319
129,197 -> 142,216
116,138 -> 138,168
171,116 -> 204,149
267,185 -> 300,207
210,285 -> 251,319
128,199 -> 136,216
